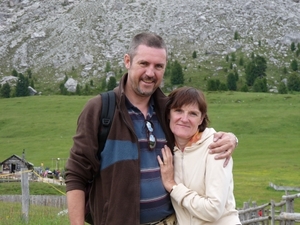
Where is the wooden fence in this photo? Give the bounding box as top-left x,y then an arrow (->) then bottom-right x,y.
239,193 -> 300,225
0,195 -> 67,208
0,182 -> 299,224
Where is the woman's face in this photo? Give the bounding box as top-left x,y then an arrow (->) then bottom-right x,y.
169,103 -> 204,141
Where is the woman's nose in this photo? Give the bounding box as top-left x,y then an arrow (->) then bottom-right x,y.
180,113 -> 189,122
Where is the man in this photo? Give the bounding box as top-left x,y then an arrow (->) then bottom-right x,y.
65,32 -> 238,225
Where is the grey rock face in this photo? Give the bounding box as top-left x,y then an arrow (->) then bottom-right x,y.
0,0 -> 299,83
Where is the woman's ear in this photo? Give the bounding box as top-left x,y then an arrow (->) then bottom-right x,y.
199,115 -> 205,126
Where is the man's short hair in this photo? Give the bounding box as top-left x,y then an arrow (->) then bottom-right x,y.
127,32 -> 168,60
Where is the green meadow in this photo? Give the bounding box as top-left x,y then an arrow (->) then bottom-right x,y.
1,92 -> 300,214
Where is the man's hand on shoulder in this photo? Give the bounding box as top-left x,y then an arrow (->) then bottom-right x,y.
208,132 -> 238,167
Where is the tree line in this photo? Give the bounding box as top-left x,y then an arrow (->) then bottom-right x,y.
205,40 -> 300,94
1,37 -> 300,98
0,69 -> 34,98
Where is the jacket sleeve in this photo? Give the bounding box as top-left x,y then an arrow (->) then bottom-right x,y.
65,95 -> 102,192
171,154 -> 233,222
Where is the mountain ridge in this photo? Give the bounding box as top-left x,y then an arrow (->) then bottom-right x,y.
0,0 -> 300,91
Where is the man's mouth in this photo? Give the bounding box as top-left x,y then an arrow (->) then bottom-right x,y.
141,75 -> 156,84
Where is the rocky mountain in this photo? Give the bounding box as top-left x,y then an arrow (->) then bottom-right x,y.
0,0 -> 300,91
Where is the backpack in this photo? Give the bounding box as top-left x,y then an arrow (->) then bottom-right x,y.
84,90 -> 116,225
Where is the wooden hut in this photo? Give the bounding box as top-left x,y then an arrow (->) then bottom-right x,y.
0,154 -> 34,174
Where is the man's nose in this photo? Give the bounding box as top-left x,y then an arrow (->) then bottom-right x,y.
145,66 -> 155,76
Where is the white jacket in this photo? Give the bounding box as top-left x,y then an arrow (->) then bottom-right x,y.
171,128 -> 241,225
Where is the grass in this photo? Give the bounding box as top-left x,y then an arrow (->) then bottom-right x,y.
0,202 -> 69,225
1,92 -> 300,222
0,182 -> 65,195
206,92 -> 300,208
0,95 -> 88,168
0,182 -> 72,224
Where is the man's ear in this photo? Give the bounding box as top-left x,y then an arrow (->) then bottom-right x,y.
124,54 -> 131,69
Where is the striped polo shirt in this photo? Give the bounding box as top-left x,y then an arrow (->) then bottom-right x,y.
125,97 -> 174,224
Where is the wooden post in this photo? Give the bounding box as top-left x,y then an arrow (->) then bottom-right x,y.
271,200 -> 275,225
21,168 -> 29,223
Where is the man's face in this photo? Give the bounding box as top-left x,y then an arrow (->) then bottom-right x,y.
124,45 -> 167,97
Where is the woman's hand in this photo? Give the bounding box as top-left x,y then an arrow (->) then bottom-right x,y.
157,145 -> 177,193
208,132 -> 238,167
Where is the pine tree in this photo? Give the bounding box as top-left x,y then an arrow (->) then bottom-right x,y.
12,69 -> 18,77
207,79 -> 224,91
291,59 -> 298,71
278,82 -> 288,94
231,52 -> 236,62
234,31 -> 239,40
105,62 -> 111,73
207,79 -> 217,91
30,79 -> 35,88
219,83 -> 228,91
15,73 -> 30,97
192,51 -> 197,59
291,42 -> 296,52
240,84 -> 249,92
1,82 -> 11,98
245,62 -> 256,86
287,73 -> 300,91
26,68 -> 32,79
245,54 -> 267,86
107,76 -> 117,91
164,61 -> 172,77
254,55 -> 267,78
83,83 -> 91,95
76,84 -> 81,95
239,57 -> 244,66
227,73 -> 237,91
64,74 -> 69,82
101,78 -> 107,91
253,77 -> 268,92
234,69 -> 239,81
226,55 -> 229,62
59,83 -> 68,95
171,60 -> 184,85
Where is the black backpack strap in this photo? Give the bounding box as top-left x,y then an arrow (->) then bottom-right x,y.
98,90 -> 116,155
85,91 -> 116,224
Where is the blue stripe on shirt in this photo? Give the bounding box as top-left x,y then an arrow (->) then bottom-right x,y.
100,140 -> 138,169
126,97 -> 174,223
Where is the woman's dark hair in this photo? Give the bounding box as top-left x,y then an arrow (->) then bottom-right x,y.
166,87 -> 210,132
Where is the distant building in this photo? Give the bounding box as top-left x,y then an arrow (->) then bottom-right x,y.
28,86 -> 37,96
0,154 -> 34,173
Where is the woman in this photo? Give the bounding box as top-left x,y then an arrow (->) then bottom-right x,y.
157,87 -> 241,225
